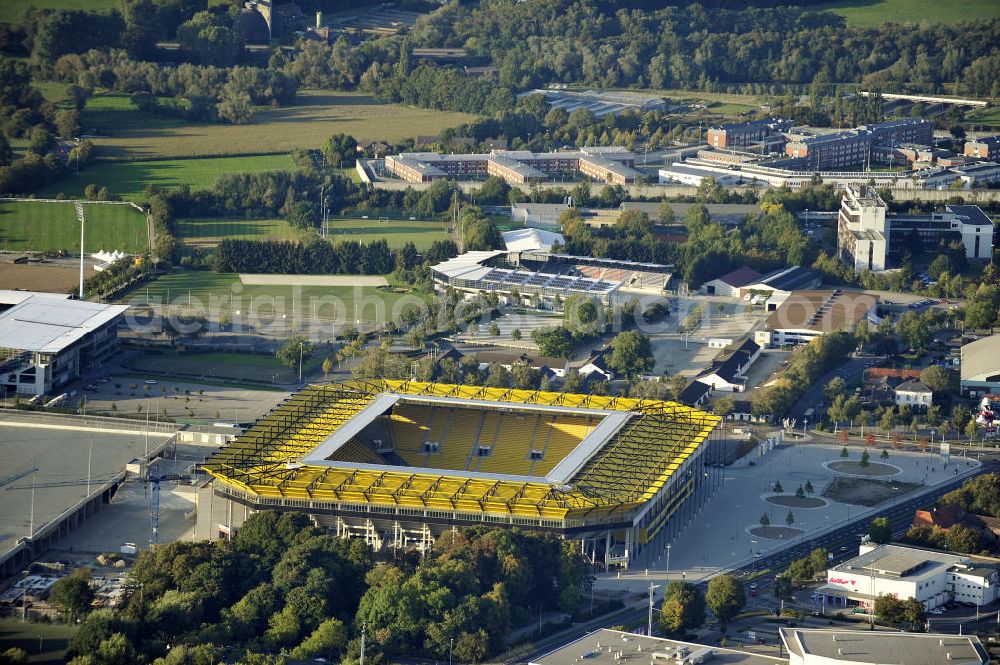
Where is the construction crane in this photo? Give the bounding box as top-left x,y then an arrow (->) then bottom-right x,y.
5,472 -> 190,547
146,473 -> 189,546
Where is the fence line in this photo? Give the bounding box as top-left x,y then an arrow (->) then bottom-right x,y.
0,197 -> 143,209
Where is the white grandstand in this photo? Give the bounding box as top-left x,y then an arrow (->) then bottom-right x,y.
431,241 -> 672,307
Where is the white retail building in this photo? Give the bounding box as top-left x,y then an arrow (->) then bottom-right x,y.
818,543 -> 1000,611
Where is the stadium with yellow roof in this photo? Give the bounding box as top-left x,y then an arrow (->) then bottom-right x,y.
202,380 -> 720,568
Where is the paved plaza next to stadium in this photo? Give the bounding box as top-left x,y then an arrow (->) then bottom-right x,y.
596,440 -> 980,589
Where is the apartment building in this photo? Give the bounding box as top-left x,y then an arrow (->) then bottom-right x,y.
965,135 -> 1000,161
706,118 -> 793,149
385,148 -> 640,186
786,119 -> 934,171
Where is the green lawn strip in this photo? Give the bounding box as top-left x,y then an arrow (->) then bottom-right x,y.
0,0 -> 118,23
122,350 -> 325,383
63,89 -> 474,160
175,218 -> 313,246
0,200 -> 147,253
322,218 -> 449,249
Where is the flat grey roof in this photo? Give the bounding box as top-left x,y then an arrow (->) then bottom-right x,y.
831,543 -> 965,579
530,629 -> 786,665
0,291 -> 128,354
780,628 -> 986,665
0,421 -> 174,564
948,204 -> 994,226
961,335 -> 1000,382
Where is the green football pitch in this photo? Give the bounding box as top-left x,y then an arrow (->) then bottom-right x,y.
126,271 -> 431,325
0,200 -> 148,254
321,218 -> 450,249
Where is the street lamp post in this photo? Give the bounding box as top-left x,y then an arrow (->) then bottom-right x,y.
665,543 -> 672,581
647,582 -> 661,636
750,539 -> 758,575
449,637 -> 453,665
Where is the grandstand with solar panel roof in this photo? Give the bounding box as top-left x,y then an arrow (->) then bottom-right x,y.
201,380 -> 720,567
430,249 -> 671,310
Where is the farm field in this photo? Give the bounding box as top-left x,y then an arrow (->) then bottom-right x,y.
0,200 -> 148,253
810,0 -> 1000,26
322,218 -> 450,249
125,270 -> 431,325
36,154 -> 297,202
79,89 -> 476,160
0,618 -> 76,665
176,218 -> 313,249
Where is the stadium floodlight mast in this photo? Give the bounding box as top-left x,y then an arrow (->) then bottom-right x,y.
74,202 -> 85,300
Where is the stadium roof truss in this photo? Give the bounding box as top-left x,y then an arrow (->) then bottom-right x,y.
202,380 -> 720,523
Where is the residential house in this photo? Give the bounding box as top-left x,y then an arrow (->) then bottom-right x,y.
894,380 -> 932,409
695,339 -> 761,393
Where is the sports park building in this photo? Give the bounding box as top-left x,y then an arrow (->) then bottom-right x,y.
0,291 -> 128,397
201,380 -> 721,568
430,249 -> 672,308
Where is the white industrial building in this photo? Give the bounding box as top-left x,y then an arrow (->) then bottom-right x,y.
0,291 -> 128,396
780,628 -> 987,665
818,543 -> 1000,612
961,335 -> 1000,397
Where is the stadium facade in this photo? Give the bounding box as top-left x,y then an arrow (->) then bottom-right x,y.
202,380 -> 721,568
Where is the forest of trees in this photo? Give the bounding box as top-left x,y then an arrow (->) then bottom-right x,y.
280,1 -> 1000,113
56,512 -> 593,665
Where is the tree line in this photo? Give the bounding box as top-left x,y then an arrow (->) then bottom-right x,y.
751,331 -> 857,419
53,511 -> 592,665
214,238 -> 396,275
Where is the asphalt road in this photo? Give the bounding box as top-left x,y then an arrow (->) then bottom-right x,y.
787,355 -> 884,423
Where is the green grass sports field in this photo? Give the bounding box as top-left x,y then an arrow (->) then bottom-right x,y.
37,154 -> 297,203
124,350 -> 326,384
0,200 -> 148,253
127,271 -> 430,324
811,0 -> 1000,26
175,218 -> 313,249
322,218 -> 450,249
0,618 -> 76,665
175,217 -> 449,251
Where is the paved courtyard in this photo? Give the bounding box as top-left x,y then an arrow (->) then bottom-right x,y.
596,441 -> 980,592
